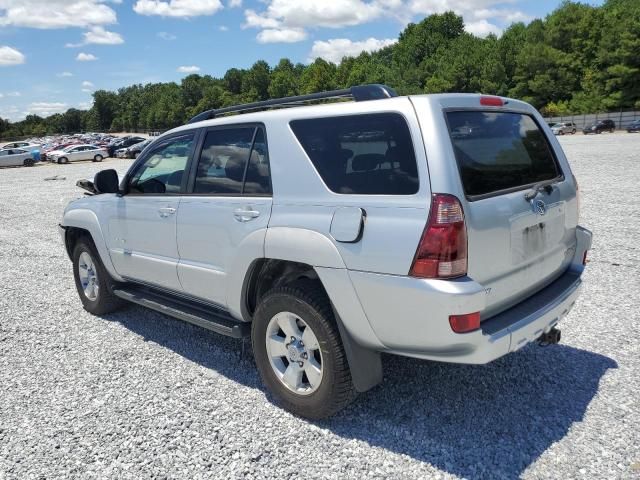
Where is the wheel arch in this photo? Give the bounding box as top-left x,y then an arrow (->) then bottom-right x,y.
62,209 -> 123,281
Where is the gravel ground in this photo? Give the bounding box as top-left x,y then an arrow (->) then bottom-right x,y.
1,134 -> 639,479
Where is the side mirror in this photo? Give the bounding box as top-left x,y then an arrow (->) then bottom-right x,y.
94,169 -> 120,194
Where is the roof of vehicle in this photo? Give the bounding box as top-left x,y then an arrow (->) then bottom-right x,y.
164,90 -> 533,140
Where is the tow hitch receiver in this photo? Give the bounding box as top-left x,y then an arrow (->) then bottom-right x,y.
537,327 -> 561,346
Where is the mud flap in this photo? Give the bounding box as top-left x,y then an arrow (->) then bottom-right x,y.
332,306 -> 383,392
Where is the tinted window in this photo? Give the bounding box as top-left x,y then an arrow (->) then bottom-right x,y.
290,113 -> 419,195
446,111 -> 561,198
243,129 -> 271,195
194,126 -> 271,195
129,134 -> 193,194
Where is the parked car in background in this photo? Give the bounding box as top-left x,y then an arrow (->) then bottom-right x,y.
626,119 -> 640,132
106,136 -> 146,157
583,119 -> 615,134
48,144 -> 108,164
1,141 -> 40,150
551,122 -> 577,135
0,148 -> 38,167
122,138 -> 152,159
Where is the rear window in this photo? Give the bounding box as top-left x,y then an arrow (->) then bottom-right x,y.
290,113 -> 419,195
446,111 -> 561,198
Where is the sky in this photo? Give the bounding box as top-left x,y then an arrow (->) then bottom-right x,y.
0,0 -> 604,122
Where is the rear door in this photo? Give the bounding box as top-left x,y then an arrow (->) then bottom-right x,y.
413,96 -> 579,318
176,124 -> 272,306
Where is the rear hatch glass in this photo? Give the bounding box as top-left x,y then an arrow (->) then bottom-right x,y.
446,111 -> 562,199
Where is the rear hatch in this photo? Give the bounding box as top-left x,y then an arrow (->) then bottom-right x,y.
415,96 -> 579,318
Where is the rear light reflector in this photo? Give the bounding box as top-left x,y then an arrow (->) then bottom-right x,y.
410,194 -> 468,279
449,312 -> 481,333
480,95 -> 504,106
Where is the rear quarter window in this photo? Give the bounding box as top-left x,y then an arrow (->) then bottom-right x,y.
290,113 -> 419,195
446,111 -> 562,199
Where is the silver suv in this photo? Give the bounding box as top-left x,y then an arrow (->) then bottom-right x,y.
59,85 -> 592,418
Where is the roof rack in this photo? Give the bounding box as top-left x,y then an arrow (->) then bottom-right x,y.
187,84 -> 398,124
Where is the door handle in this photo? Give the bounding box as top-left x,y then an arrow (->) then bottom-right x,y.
233,208 -> 260,222
158,207 -> 176,218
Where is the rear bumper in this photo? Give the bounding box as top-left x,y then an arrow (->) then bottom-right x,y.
348,226 -> 592,364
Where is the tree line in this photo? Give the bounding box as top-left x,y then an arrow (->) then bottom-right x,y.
1,0 -> 638,139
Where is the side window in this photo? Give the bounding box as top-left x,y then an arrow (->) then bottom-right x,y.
194,126 -> 271,195
290,113 -> 419,195
243,129 -> 271,195
128,134 -> 194,194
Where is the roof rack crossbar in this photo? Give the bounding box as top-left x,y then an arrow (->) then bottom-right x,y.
188,84 -> 398,124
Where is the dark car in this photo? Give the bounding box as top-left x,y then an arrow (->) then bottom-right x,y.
107,136 -> 146,157
626,119 -> 640,133
126,138 -> 152,158
583,119 -> 615,134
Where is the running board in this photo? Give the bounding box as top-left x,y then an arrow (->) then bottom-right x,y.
113,286 -> 250,338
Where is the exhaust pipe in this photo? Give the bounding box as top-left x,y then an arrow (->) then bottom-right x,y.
538,327 -> 561,346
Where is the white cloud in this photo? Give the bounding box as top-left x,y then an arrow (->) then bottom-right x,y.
218,25 -> 229,31
27,102 -> 68,116
309,37 -> 396,63
6,91 -> 20,96
157,31 -> 177,40
465,19 -> 502,37
177,65 -> 200,73
243,0 -> 394,43
257,28 -> 306,43
228,0 -> 241,7
57,71 -> 74,77
81,80 -> 95,92
133,0 -> 223,17
76,52 -> 98,61
84,26 -> 124,44
0,46 -> 25,66
66,26 -> 124,47
0,0 -> 117,29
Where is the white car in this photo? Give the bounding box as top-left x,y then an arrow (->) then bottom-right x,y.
48,144 -> 108,164
0,148 -> 37,167
1,141 -> 40,150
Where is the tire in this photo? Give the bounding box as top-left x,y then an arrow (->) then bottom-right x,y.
572,129 -> 576,134
252,281 -> 356,419
59,156 -> 69,164
72,237 -> 124,315
93,154 -> 103,162
559,131 -> 564,135
23,158 -> 34,167
133,152 -> 139,159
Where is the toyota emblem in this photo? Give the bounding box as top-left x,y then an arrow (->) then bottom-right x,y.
531,199 -> 546,216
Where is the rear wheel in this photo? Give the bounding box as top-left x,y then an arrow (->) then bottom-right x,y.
93,154 -> 103,162
72,237 -> 124,315
23,158 -> 34,167
252,281 -> 356,419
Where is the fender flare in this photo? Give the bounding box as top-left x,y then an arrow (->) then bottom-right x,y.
62,208 -> 123,281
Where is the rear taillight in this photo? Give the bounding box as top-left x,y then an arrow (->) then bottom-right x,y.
410,194 -> 468,279
582,251 -> 588,265
449,312 -> 481,333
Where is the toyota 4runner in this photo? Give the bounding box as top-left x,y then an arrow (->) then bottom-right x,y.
60,85 -> 592,418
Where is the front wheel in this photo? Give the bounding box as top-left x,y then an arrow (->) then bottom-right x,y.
93,154 -> 103,162
23,158 -> 34,167
59,156 -> 69,164
72,238 -> 124,315
572,129 -> 576,134
252,282 -> 356,419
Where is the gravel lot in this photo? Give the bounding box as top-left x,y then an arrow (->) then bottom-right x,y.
1,133 -> 639,479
